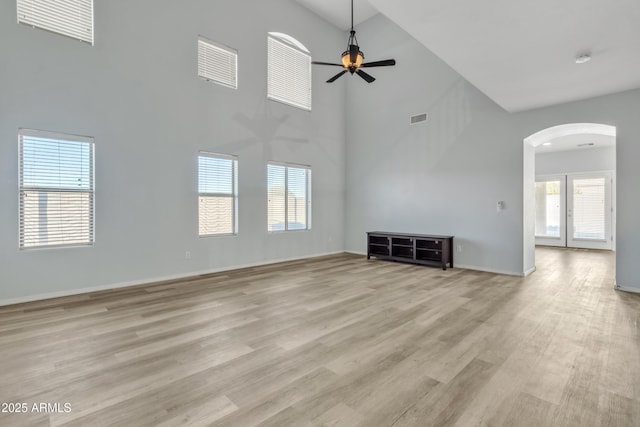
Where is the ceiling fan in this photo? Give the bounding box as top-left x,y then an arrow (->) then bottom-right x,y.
312,0 -> 396,83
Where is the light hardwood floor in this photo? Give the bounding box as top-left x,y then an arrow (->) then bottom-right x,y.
0,247 -> 638,426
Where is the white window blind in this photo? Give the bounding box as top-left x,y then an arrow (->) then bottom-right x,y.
17,0 -> 94,45
267,33 -> 312,111
198,36 -> 237,89
19,129 -> 95,249
572,177 -> 606,240
198,153 -> 238,236
267,163 -> 311,232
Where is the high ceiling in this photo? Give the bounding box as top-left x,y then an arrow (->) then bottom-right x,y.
296,0 -> 640,112
295,0 -> 379,31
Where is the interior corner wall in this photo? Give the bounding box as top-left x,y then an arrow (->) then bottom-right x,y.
2,4 -> 639,303
344,14 -> 523,275
344,14 -> 640,286
0,0 -> 347,303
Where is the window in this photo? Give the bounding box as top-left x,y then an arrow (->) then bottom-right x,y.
198,153 -> 238,236
17,0 -> 94,45
572,177 -> 606,240
197,36 -> 237,89
267,163 -> 311,232
19,129 -> 95,249
267,32 -> 311,111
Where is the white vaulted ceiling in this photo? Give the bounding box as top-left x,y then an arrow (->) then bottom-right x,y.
295,0 -> 379,30
296,0 -> 640,112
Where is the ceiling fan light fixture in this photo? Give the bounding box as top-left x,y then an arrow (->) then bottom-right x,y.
311,0 -> 396,83
341,50 -> 364,68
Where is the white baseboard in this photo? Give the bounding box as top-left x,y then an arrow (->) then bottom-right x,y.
615,283 -> 640,294
0,251 -> 345,307
454,264 -> 524,277
348,252 -> 524,277
345,250 -> 367,256
524,266 -> 537,277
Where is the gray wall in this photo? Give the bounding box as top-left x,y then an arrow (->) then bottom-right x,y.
536,147 -> 616,176
0,0 -> 347,302
344,15 -> 524,275
2,6 -> 639,302
345,15 -> 640,290
516,91 -> 638,291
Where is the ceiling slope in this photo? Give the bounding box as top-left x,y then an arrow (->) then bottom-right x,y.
294,0 -> 379,30
299,0 -> 640,112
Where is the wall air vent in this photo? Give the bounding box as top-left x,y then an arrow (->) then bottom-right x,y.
410,113 -> 428,125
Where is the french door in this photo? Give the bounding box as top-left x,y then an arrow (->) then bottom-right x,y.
535,172 -> 613,250
567,173 -> 612,250
535,176 -> 566,247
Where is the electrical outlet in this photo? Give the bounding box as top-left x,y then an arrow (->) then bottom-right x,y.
185,251 -> 191,259
456,245 -> 462,253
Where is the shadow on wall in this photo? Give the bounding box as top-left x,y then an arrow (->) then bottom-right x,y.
378,77 -> 473,174
223,100 -> 309,158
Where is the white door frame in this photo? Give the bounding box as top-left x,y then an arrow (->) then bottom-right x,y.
523,124 -> 617,278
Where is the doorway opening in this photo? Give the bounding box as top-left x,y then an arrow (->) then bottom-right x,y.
523,123 -> 616,275
536,172 -> 613,250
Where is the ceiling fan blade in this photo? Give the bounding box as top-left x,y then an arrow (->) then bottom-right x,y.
361,59 -> 396,68
350,44 -> 358,64
356,69 -> 376,83
327,70 -> 348,83
312,61 -> 344,67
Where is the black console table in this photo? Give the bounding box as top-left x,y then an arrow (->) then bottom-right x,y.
367,232 -> 454,270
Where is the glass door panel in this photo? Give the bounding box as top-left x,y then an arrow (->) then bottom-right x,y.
535,176 -> 566,247
567,173 -> 612,250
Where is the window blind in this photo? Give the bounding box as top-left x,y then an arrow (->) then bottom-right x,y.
198,37 -> 237,89
198,153 -> 238,236
19,129 -> 95,249
17,0 -> 94,45
267,34 -> 312,111
572,178 -> 605,240
268,163 -> 310,232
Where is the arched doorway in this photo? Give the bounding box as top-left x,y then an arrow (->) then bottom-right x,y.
523,123 -> 617,276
